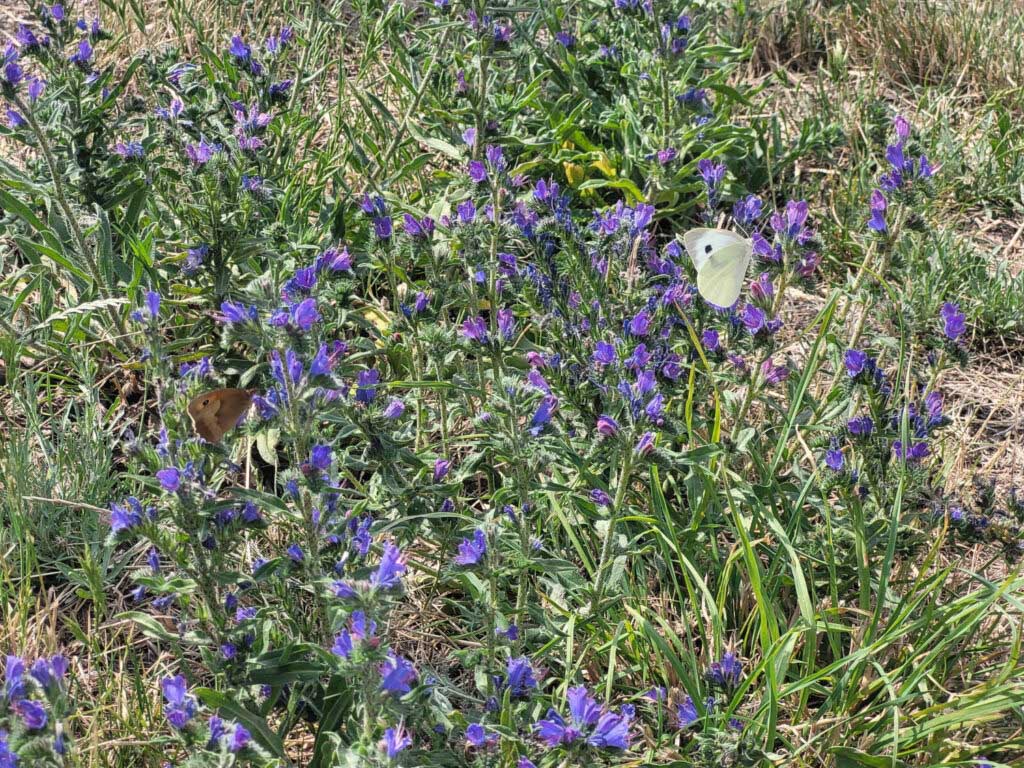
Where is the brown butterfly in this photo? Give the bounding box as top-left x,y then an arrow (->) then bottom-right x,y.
187,388 -> 256,442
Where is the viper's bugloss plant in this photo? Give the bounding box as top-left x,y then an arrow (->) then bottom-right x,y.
4,1 -> 1023,767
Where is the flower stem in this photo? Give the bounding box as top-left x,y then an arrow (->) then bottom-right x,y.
592,448 -> 634,604
14,94 -> 127,337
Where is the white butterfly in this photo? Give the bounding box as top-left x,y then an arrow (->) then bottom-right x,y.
682,228 -> 752,308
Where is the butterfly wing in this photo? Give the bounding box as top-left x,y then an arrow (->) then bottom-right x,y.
696,241 -> 752,308
188,388 -> 254,442
682,228 -> 747,272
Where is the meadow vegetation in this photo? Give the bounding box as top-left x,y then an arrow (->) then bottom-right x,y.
1,1 -> 1023,766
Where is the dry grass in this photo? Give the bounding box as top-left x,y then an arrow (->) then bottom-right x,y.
746,0 -> 1024,96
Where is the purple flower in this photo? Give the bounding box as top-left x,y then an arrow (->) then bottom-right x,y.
162,675 -> 197,729
289,297 -> 320,332
331,581 -> 357,599
941,302 -> 966,341
485,144 -> 505,170
596,415 -> 620,437
848,415 -> 874,436
555,30 -> 576,48
454,529 -> 487,567
370,542 -> 407,590
760,358 -> 789,385
707,652 -> 743,688
535,713 -> 577,746
3,656 -> 26,702
68,39 -> 93,67
505,656 -> 538,697
156,467 -> 181,492
662,354 -> 683,380
229,35 -> 252,61
867,189 -> 887,232
697,159 -> 726,206
332,612 -> 377,658
29,657 -> 65,691
466,723 -> 498,748
645,393 -> 665,423
317,246 -> 353,273
185,138 -> 219,166
625,344 -> 650,372
588,709 -> 631,749
15,25 -> 41,51
238,173 -> 265,194
308,344 -> 332,378
656,147 -> 677,165
462,316 -> 489,343
13,700 -> 47,730
110,500 -> 143,534
5,109 -> 24,129
383,398 -> 405,419
269,80 -> 293,100
145,290 -> 160,319
433,458 -> 451,482
591,488 -> 613,507
894,115 -> 910,141
844,349 -> 868,378
733,195 -> 763,226
113,140 -> 145,159
634,370 -> 656,397
403,213 -> 435,239
356,368 -> 380,404
456,199 -> 476,224
770,200 -> 811,242
379,653 -> 417,695
628,310 -> 652,337
527,369 -> 550,393
750,273 -> 774,303
468,160 -> 488,183
535,686 -> 630,750
335,630 -> 356,663
925,390 -> 944,425
825,443 -> 844,471
643,686 -> 667,702
218,301 -> 257,324
497,308 -> 516,340
740,304 -> 766,334
635,431 -> 656,456
892,440 -> 929,463
1,47 -> 23,91
373,216 -> 393,240
27,77 -> 46,104
701,328 -> 720,353
593,341 -> 616,366
235,606 -> 256,622
228,724 -> 251,752
530,396 -> 557,435
752,231 -> 782,263
380,723 -> 412,758
676,695 -> 699,727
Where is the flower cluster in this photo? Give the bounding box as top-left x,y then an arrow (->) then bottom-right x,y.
0,654 -> 70,763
